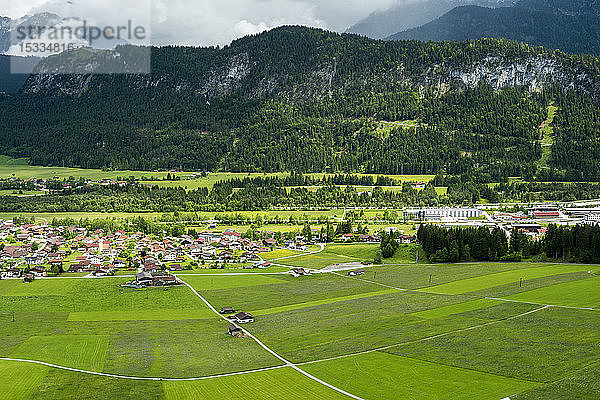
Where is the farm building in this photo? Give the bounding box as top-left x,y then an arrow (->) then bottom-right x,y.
220,307 -> 236,314
135,271 -> 153,285
228,324 -> 243,336
347,269 -> 365,276
290,268 -> 310,277
234,312 -> 255,323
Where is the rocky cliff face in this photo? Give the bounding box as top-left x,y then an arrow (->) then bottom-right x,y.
20,29 -> 600,100
447,55 -> 595,92
0,16 -> 10,53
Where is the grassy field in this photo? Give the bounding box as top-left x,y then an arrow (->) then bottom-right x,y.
0,249 -> 598,399
302,352 -> 539,400
0,157 -> 433,186
0,189 -> 46,196
388,307 -> 600,383
514,361 -> 600,400
409,298 -> 502,319
259,248 -> 305,260
507,276 -> 600,308
282,243 -> 417,268
0,212 -> 163,221
0,360 -> 50,400
0,156 -> 189,181
163,367 -> 349,399
418,264 -> 597,295
250,288 -> 399,316
179,274 -> 287,290
0,278 -> 283,378
173,266 -> 290,274
11,335 -> 109,371
67,309 -> 216,322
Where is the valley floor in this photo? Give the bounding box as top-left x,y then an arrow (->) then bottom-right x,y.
0,245 -> 598,399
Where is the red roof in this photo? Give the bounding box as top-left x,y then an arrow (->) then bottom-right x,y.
533,211 -> 559,218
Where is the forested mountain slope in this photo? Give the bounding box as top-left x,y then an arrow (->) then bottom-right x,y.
1,26 -> 600,180
0,55 -> 37,93
346,0 -> 513,39
387,1 -> 600,56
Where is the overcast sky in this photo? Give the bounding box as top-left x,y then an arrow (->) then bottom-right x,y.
2,0 -> 401,46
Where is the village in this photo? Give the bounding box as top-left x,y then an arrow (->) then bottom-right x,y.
2,201 -> 599,282
0,219 -> 390,282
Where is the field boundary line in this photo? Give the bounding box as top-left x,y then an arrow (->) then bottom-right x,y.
331,271 -> 411,292
0,357 -> 286,381
337,272 -> 600,311
298,306 -> 549,366
174,272 -> 288,276
369,352 -> 543,384
485,297 -> 600,312
266,243 -> 326,262
179,278 -> 365,400
507,360 -> 600,399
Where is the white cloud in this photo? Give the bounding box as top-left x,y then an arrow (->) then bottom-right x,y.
234,20 -> 270,37
2,0 -> 402,46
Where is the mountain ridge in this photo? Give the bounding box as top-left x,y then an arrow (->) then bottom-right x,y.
346,0 -> 514,39
1,26 -> 599,180
386,1 -> 600,55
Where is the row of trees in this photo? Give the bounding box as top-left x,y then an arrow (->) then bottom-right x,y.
417,225 -> 539,263
4,175 -> 600,213
545,224 -> 600,263
417,223 -> 600,264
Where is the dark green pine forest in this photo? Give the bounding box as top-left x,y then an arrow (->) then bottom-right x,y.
387,0 -> 600,56
1,26 -> 600,180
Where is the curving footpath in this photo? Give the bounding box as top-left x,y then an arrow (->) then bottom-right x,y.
1,276 -> 365,399
180,279 -> 365,400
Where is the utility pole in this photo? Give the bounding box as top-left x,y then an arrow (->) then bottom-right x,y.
519,278 -> 523,288
429,274 -> 432,284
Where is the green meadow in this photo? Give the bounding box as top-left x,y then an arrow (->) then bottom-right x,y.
409,298 -> 502,319
283,243 -> 417,268
0,156 -> 432,187
0,251 -> 598,399
163,367 -> 349,400
302,352 -> 538,400
418,264 -> 597,295
507,276 -> 600,308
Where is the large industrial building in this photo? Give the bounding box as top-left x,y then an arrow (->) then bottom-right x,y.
405,208 -> 482,221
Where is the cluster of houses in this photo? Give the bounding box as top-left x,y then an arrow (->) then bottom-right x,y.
219,307 -> 255,337
0,217 -> 420,283
130,271 -> 178,287
0,220 -> 326,280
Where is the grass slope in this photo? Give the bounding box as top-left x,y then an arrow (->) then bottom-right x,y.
420,264 -> 595,295
507,276 -> 600,308
163,367 -> 349,400
303,352 -> 539,400
409,298 -> 502,319
0,360 -> 49,400
10,335 -> 109,372
388,307 -> 600,383
67,309 -> 215,322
